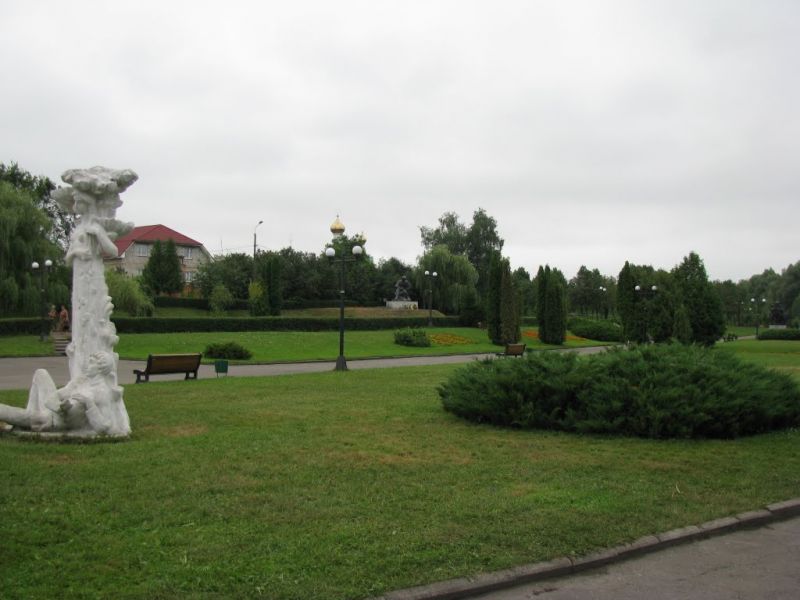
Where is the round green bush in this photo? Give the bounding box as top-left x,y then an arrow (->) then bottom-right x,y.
439,344 -> 800,438
203,341 -> 253,360
394,327 -> 431,347
567,317 -> 623,342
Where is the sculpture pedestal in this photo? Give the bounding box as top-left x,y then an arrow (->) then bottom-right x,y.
386,301 -> 418,310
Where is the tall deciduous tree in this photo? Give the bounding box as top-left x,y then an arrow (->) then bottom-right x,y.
417,245 -> 479,317
0,181 -> 68,316
0,162 -> 74,250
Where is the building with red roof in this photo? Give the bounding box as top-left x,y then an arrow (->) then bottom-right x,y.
104,224 -> 212,287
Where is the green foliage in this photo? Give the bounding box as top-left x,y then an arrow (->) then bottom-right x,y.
393,327 -> 431,347
672,302 -> 693,344
0,181 -> 66,316
439,344 -> 800,438
0,161 -> 73,249
498,260 -> 520,344
105,269 -> 154,316
536,266 -> 566,345
108,315 -> 460,333
672,252 -> 725,346
416,245 -> 479,316
485,252 -> 502,342
757,328 -> 800,340
141,240 -> 183,296
203,341 -> 253,360
567,317 -> 623,342
0,317 -> 40,335
196,253 -> 253,300
209,283 -> 234,315
248,280 -> 269,316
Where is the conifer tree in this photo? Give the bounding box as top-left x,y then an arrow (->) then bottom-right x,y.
499,260 -> 521,344
486,251 -> 503,343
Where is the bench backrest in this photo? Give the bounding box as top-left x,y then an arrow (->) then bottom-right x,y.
505,343 -> 526,356
146,353 -> 202,374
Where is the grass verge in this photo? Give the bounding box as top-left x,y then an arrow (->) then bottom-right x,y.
0,327 -> 607,362
1,349 -> 799,599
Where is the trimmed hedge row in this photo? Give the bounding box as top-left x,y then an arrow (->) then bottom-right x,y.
439,344 -> 800,438
757,328 -> 800,340
0,318 -> 41,336
152,296 -> 383,311
110,316 -> 460,333
567,316 -> 623,342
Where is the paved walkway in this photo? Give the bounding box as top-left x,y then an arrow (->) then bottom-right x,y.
467,516 -> 800,600
0,346 -> 609,390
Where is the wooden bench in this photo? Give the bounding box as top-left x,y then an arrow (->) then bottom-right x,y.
496,343 -> 526,357
134,353 -> 202,383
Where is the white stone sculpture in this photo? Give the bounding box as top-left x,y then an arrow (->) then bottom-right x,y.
0,167 -> 136,438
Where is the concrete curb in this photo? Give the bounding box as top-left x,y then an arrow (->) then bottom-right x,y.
374,497 -> 800,600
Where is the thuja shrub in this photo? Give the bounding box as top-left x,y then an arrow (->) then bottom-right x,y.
567,317 -> 623,342
204,341 -> 253,360
439,344 -> 800,438
394,327 -> 431,347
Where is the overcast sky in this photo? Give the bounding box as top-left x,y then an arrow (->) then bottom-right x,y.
2,1 -> 798,282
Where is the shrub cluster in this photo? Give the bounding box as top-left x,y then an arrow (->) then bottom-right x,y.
439,344 -> 800,438
204,341 -> 253,360
0,318 -> 40,335
394,327 -> 431,347
567,317 -> 623,342
757,328 -> 800,341
110,316 -> 459,334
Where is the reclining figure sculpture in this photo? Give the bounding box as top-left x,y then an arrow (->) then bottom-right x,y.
0,167 -> 136,438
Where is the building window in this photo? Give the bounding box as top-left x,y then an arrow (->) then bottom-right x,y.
184,271 -> 195,283
136,243 -> 150,257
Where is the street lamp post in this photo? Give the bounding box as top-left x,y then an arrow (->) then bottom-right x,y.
598,286 -> 607,319
325,216 -> 363,371
32,259 -> 53,342
424,270 -> 438,326
634,284 -> 658,342
751,297 -> 767,336
253,220 -> 263,259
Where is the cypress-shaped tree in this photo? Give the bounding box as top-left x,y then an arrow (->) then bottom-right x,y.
672,252 -> 725,346
542,278 -> 566,344
162,239 -> 184,295
486,251 -> 503,343
141,240 -> 164,295
499,259 -> 521,344
535,265 -> 549,342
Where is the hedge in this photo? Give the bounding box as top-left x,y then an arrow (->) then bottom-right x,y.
153,296 -> 383,311
0,318 -> 41,336
567,316 -> 623,342
110,316 -> 460,333
757,328 -> 800,341
439,344 -> 800,439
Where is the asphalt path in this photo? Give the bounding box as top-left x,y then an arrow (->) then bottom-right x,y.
468,516 -> 800,600
0,346 -> 610,390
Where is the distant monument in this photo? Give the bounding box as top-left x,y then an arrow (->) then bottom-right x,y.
0,167 -> 136,438
386,275 -> 418,310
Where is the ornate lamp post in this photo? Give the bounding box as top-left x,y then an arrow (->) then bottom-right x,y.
325,216 -> 363,371
424,270 -> 438,326
751,297 -> 766,336
635,284 -> 658,342
31,259 -> 53,342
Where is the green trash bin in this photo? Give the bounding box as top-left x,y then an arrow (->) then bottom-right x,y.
214,360 -> 229,377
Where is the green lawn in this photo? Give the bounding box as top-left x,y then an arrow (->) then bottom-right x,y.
1,356 -> 799,599
725,339 -> 800,377
0,327 -> 607,362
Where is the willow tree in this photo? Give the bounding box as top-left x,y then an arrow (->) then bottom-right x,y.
0,182 -> 67,315
417,245 -> 478,316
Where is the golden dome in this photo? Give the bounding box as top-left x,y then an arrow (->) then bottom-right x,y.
330,215 -> 345,235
